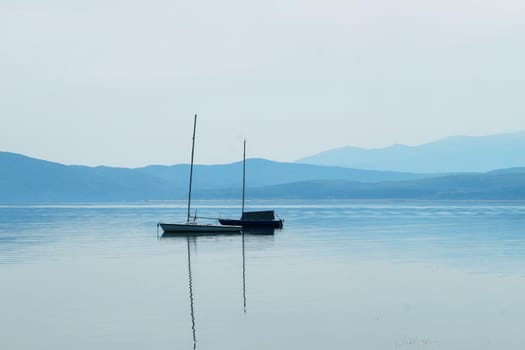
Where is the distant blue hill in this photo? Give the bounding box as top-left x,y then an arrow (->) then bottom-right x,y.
0,152 -> 173,202
297,131 -> 525,173
2,151 -> 525,202
0,152 -> 432,203
137,158 -> 432,189
202,169 -> 525,200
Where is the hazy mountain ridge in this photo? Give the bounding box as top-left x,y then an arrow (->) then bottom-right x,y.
137,158 -> 433,188
202,171 -> 525,200
0,151 -> 432,203
0,152 -> 174,202
298,131 -> 525,173
2,151 -> 525,202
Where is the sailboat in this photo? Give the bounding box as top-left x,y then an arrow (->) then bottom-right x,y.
218,140 -> 284,229
158,115 -> 242,234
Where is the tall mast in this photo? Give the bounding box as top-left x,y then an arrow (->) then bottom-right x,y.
242,140 -> 246,214
187,114 -> 197,223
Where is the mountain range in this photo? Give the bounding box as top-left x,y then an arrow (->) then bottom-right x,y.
0,151 -> 432,203
2,149 -> 525,202
298,130 -> 525,173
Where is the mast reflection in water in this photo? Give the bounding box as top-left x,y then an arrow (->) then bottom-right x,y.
241,232 -> 246,314
186,237 -> 197,349
161,228 -> 275,348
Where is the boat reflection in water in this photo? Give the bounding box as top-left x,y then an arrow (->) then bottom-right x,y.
185,236 -> 197,350
240,228 -> 275,314
160,229 -> 275,348
157,235 -> 200,349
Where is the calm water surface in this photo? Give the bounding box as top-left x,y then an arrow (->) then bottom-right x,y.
1,200 -> 524,349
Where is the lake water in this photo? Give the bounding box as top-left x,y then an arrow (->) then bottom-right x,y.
1,200 -> 525,349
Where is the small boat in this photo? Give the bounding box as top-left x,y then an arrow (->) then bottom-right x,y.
159,221 -> 242,233
159,115 -> 242,234
218,140 -> 284,229
219,210 -> 283,229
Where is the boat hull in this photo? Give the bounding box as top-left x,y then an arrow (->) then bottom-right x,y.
218,218 -> 283,229
159,222 -> 242,233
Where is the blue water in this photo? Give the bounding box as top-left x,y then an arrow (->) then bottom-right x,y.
1,200 -> 525,349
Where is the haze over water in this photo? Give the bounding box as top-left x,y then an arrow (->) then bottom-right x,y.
1,200 -> 525,349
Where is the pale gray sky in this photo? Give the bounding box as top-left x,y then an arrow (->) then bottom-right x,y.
1,0 -> 524,166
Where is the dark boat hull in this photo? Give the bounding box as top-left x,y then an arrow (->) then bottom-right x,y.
159,222 -> 242,233
218,218 -> 283,229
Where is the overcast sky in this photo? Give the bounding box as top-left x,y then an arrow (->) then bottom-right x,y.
1,0 -> 524,167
